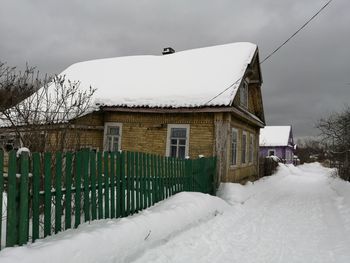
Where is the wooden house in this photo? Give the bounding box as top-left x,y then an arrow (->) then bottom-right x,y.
259,126 -> 295,164
0,42 -> 265,183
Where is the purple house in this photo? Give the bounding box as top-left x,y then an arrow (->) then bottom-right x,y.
259,126 -> 295,164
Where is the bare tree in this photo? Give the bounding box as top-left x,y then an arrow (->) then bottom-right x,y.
0,62 -> 39,111
0,62 -> 96,152
295,138 -> 325,164
316,106 -> 350,180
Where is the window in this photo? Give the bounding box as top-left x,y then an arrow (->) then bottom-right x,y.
249,133 -> 254,163
231,128 -> 238,165
268,149 -> 275,156
240,80 -> 248,108
166,124 -> 189,159
242,131 -> 247,164
104,122 -> 122,152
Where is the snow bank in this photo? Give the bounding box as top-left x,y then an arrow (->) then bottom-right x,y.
217,163 -> 335,205
0,192 -> 229,263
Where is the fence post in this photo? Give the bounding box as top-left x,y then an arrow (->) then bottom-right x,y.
18,152 -> 29,246
6,151 -> 18,247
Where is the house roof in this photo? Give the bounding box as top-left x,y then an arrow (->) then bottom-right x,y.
259,126 -> 292,147
59,42 -> 257,108
0,42 -> 258,128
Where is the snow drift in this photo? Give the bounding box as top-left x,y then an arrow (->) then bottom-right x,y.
0,192 -> 229,263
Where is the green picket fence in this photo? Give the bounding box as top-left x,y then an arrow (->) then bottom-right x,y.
0,149 -> 216,249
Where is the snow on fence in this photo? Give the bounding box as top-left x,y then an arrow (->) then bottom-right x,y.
0,150 -> 216,249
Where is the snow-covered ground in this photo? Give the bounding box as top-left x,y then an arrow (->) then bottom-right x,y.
1,163 -> 350,262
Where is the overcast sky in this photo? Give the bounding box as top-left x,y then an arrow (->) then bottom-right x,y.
0,0 -> 349,139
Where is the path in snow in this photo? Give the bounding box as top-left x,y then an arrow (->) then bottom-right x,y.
132,163 -> 350,263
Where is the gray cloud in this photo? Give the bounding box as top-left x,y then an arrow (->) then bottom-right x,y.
1,0 -> 349,138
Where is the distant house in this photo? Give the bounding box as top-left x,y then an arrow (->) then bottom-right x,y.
259,126 -> 295,164
0,42 -> 265,183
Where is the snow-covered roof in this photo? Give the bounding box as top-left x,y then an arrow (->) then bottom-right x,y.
59,42 -> 257,108
259,126 -> 292,147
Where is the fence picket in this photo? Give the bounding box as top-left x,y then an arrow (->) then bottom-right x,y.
151,155 -> 156,204
0,150 -> 3,249
6,151 -> 17,247
104,152 -> 110,219
55,152 -> 63,234
74,151 -> 82,228
97,152 -> 103,219
110,152 -> 116,218
126,151 -> 131,216
146,154 -> 151,206
120,152 -> 126,217
135,152 -> 140,213
90,151 -> 97,220
65,152 -> 73,229
18,152 -> 29,246
44,152 -> 52,237
83,149 -> 90,222
139,153 -> 144,210
115,152 -> 121,218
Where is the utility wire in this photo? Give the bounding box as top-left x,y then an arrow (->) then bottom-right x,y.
204,0 -> 334,105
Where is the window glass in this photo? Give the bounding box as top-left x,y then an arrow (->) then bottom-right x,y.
249,134 -> 254,163
231,129 -> 238,165
171,128 -> 186,138
242,132 -> 247,164
168,126 -> 188,159
105,124 -> 121,152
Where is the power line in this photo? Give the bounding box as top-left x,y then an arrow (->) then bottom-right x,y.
204,0 -> 334,105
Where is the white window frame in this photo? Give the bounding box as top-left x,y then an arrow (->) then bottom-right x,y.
240,80 -> 249,108
103,122 -> 122,152
268,149 -> 275,156
242,130 -> 248,164
166,124 -> 190,158
249,133 -> 254,163
231,128 -> 239,166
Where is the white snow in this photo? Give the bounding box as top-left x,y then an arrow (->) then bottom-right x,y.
16,147 -> 30,157
260,125 -> 292,146
0,192 -> 228,263
133,163 -> 350,263
58,42 -> 257,108
2,163 -> 350,262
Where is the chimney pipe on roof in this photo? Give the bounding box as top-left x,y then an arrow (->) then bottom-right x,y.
162,47 -> 175,55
